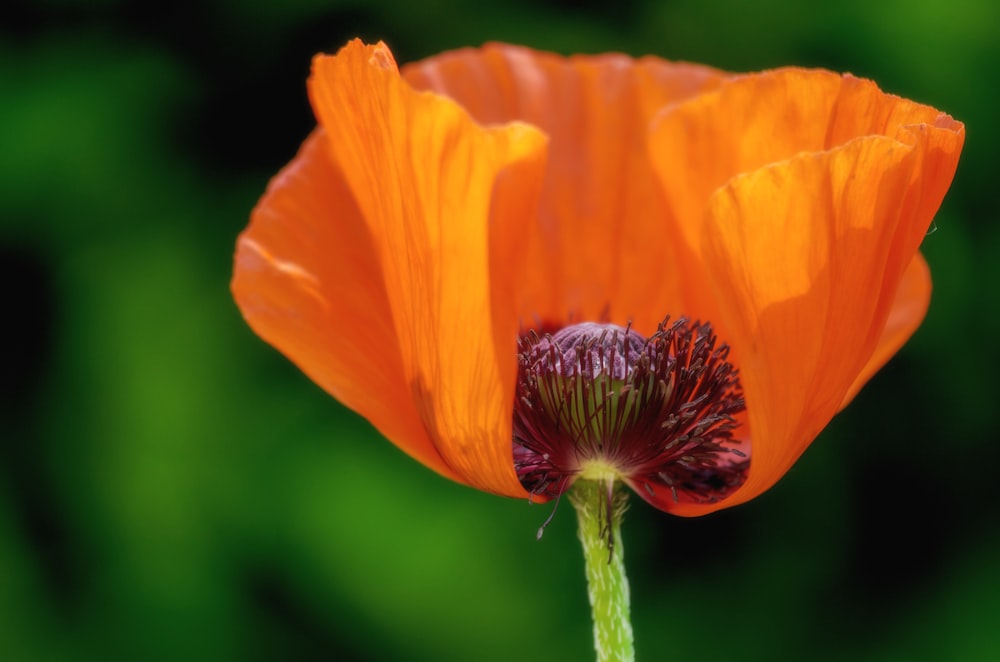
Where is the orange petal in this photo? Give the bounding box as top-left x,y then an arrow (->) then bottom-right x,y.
652,68 -> 958,265
404,45 -> 728,335
647,69 -> 963,514
308,40 -> 548,496
839,252 -> 931,409
232,129 -> 461,481
682,123 -> 962,515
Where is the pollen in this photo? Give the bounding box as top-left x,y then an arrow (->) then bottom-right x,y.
512,317 -> 749,509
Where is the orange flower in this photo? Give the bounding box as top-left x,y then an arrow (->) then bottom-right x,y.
232,39 -> 963,517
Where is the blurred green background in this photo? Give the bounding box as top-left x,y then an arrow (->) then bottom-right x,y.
2,0 -> 998,660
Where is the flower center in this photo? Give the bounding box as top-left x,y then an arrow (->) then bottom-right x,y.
512,317 -> 748,508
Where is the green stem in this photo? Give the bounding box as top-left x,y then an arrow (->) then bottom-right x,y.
570,479 -> 635,662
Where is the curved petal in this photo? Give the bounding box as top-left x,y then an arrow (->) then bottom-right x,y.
838,252 -> 931,409
404,45 -> 728,334
232,130 -> 461,481
646,69 -> 963,515
681,122 -> 962,515
652,68 -> 958,266
308,40 -> 547,496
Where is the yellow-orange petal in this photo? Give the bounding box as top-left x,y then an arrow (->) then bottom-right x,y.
839,252 -> 931,409
233,129 -> 460,481
404,45 -> 728,334
683,122 -> 962,515
308,40 -> 547,496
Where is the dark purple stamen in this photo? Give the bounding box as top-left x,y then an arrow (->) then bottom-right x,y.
512,317 -> 748,508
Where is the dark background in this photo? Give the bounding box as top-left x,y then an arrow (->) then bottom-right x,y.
2,0 -> 997,660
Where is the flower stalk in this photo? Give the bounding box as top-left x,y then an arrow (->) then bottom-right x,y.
571,478 -> 634,662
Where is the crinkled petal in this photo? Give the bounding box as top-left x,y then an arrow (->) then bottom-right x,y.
308,40 -> 547,496
690,129 -> 961,514
652,68 -> 957,263
233,130 -> 460,480
648,69 -> 963,514
405,44 -> 727,335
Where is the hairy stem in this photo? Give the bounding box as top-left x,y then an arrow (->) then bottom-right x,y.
570,479 -> 634,662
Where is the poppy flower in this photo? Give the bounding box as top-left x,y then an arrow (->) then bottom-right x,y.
232,39 -> 963,517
